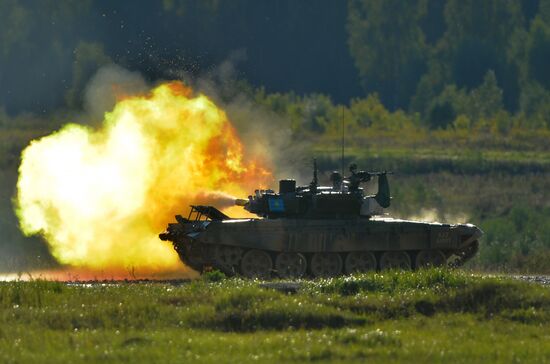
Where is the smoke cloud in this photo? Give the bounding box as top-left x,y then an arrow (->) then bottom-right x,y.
402,208 -> 471,224
82,58 -> 310,183
83,64 -> 149,121
167,51 -> 313,184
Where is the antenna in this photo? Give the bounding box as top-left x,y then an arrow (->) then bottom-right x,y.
310,158 -> 318,193
341,106 -> 345,177
313,158 -> 318,186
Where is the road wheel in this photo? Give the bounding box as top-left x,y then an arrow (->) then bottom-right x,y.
344,251 -> 377,274
240,249 -> 273,279
379,251 -> 411,270
212,245 -> 242,275
310,253 -> 343,278
415,250 -> 447,269
275,252 -> 307,278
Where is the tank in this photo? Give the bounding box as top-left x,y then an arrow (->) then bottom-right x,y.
159,161 -> 482,278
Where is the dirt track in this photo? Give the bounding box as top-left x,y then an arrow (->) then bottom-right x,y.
513,275 -> 550,286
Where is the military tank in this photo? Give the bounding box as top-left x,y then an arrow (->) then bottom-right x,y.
159,162 -> 482,278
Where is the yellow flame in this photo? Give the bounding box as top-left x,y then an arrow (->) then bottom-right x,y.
16,82 -> 272,272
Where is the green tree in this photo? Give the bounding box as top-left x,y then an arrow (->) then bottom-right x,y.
0,2 -> 30,58
426,85 -> 468,129
468,70 -> 504,119
515,14 -> 550,124
347,0 -> 427,110
519,83 -> 550,127
426,71 -> 504,129
541,0 -> 550,22
527,16 -> 550,90
349,94 -> 389,128
300,94 -> 335,133
412,0 -> 525,116
442,0 -> 523,54
419,0 -> 447,45
420,0 -> 524,113
0,0 -> 94,113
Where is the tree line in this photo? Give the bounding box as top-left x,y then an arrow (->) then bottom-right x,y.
1,0 -> 549,133
348,0 -> 550,129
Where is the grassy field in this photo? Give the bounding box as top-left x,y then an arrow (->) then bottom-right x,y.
2,269 -> 550,363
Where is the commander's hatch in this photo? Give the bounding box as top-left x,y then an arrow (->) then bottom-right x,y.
188,205 -> 230,221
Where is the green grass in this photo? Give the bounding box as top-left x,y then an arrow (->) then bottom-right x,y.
1,269 -> 550,363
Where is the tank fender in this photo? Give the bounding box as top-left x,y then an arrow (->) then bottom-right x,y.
456,224 -> 483,248
429,225 -> 458,249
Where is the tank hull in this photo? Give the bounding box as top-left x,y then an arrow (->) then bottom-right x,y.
160,216 -> 482,277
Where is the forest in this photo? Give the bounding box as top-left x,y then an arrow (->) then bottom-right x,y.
1,0 -> 550,273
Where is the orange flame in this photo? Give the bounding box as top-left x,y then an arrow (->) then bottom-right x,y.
15,81 -> 273,274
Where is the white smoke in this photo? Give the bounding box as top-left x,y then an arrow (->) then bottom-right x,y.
404,208 -> 471,224
83,64 -> 149,121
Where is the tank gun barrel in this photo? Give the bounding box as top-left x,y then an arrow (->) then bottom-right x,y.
345,170 -> 393,182
342,167 -> 393,193
235,198 -> 248,206
365,171 -> 393,176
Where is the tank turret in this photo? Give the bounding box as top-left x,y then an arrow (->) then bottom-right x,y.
244,160 -> 391,219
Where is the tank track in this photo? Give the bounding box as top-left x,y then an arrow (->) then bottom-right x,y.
448,240 -> 479,268
170,239 -> 480,278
